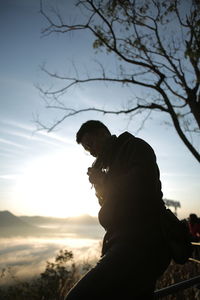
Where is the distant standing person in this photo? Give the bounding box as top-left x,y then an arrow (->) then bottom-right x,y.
188,213 -> 200,241
65,120 -> 171,300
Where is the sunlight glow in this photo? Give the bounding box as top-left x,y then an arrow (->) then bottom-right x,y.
14,148 -> 99,218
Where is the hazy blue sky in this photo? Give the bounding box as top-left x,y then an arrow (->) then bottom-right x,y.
0,0 -> 199,219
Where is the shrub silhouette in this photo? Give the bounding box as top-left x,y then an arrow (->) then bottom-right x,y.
38,249 -> 79,299
0,249 -> 89,300
0,248 -> 200,299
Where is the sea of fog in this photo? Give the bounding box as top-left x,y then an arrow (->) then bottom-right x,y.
0,224 -> 105,284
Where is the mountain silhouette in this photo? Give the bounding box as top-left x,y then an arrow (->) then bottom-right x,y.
0,210 -> 45,237
20,214 -> 99,226
0,210 -> 33,227
0,211 -> 103,239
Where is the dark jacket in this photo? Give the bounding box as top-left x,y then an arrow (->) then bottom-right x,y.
93,132 -> 167,256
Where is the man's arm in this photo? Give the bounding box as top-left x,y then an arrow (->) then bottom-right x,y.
103,136 -> 162,204
87,167 -> 106,206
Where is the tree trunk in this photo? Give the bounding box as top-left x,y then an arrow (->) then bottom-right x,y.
188,99 -> 200,130
171,110 -> 200,163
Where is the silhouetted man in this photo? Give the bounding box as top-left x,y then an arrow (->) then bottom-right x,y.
65,120 -> 171,300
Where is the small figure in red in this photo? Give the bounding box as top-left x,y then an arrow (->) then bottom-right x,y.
188,213 -> 200,241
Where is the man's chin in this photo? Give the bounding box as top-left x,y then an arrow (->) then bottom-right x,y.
91,152 -> 97,157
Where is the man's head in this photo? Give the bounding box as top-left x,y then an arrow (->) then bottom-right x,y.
76,120 -> 111,157
189,213 -> 198,223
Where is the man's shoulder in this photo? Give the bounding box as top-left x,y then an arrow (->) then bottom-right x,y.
117,131 -> 155,155
117,131 -> 145,146
117,131 -> 135,142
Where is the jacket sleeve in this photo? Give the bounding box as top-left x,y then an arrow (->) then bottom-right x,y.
98,136 -> 162,229
106,137 -> 161,199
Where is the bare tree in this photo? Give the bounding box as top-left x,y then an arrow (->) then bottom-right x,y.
38,0 -> 200,162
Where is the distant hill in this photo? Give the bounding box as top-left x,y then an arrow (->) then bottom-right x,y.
0,211 -> 101,238
0,211 -> 47,237
0,210 -> 33,227
19,215 -> 64,226
20,214 -> 99,226
66,214 -> 99,225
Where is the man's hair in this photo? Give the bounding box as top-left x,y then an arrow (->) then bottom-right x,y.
76,120 -> 111,144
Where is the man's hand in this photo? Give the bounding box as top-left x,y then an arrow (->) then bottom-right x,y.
87,167 -> 105,205
87,167 -> 105,185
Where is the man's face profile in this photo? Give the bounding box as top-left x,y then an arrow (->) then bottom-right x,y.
81,132 -> 98,157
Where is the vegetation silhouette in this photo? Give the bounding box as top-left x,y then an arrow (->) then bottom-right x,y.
39,0 -> 200,163
0,249 -> 91,300
0,247 -> 200,300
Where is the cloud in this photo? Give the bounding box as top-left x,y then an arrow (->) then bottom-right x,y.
0,138 -> 28,149
0,175 -> 19,180
1,129 -> 66,148
39,130 -> 73,145
0,234 -> 102,283
1,119 -> 35,132
1,119 -> 73,146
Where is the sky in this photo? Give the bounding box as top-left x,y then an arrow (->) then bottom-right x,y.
0,0 -> 199,220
